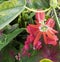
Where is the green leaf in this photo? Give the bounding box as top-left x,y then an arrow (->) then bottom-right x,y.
0,28 -> 25,50
0,0 -> 25,11
0,0 -> 8,3
0,0 -> 26,29
27,0 -> 49,9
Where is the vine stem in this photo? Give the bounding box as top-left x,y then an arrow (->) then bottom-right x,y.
24,6 -> 51,12
53,8 -> 60,29
57,6 -> 60,9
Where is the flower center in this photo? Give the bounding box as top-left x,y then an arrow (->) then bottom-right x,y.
39,25 -> 48,32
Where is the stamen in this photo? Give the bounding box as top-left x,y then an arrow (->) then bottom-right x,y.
39,25 -> 48,32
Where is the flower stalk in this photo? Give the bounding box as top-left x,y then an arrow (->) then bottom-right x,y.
53,8 -> 60,30
24,6 -> 51,12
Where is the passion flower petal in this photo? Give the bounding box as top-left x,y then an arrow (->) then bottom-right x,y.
46,37 -> 57,46
46,18 -> 55,28
35,10 -> 45,23
46,30 -> 58,41
33,32 -> 42,46
27,25 -> 38,35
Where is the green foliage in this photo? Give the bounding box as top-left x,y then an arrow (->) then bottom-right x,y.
1,43 -> 18,62
0,0 -> 18,11
0,7 -> 25,29
1,48 -> 15,62
21,51 -> 40,62
0,28 -> 25,50
0,0 -> 26,29
27,0 -> 49,9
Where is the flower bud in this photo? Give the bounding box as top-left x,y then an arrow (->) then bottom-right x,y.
40,58 -> 53,62
50,0 -> 58,8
